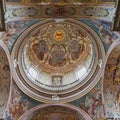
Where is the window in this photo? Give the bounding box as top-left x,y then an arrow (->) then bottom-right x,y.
28,66 -> 38,79
76,67 -> 87,80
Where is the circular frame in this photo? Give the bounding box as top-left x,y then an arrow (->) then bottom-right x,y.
11,18 -> 105,103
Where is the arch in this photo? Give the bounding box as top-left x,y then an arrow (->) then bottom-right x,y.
103,39 -> 120,118
0,41 -> 12,118
19,103 -> 92,120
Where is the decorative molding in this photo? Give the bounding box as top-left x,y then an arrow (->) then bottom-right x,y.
102,39 -> 120,118
6,4 -> 115,22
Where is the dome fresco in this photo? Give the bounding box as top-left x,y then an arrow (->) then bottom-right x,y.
22,20 -> 94,90
11,18 -> 105,103
25,22 -> 92,74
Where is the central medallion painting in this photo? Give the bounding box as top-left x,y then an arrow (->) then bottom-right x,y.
26,22 -> 90,74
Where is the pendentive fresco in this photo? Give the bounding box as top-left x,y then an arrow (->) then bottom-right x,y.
0,43 -> 11,118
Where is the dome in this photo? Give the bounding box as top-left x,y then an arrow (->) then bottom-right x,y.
11,19 -> 105,103
22,19 -> 94,91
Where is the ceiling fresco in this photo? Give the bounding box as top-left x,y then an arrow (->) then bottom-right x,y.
4,0 -> 116,22
1,19 -> 119,52
7,82 -> 41,120
0,41 -> 11,118
6,5 -> 115,22
70,80 -> 105,120
21,19 -> 95,92
1,20 -> 38,51
0,1 -> 120,120
25,21 -> 92,74
81,19 -> 119,51
19,104 -> 92,120
0,16 -> 119,119
6,0 -> 116,3
103,40 -> 120,118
